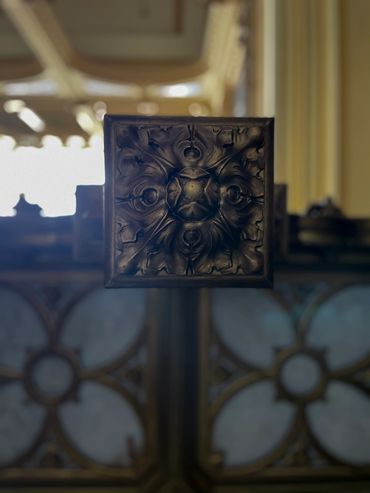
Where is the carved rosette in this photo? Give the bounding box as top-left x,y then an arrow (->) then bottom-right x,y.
105,116 -> 273,287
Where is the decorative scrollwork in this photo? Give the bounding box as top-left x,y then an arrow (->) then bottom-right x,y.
105,117 -> 273,286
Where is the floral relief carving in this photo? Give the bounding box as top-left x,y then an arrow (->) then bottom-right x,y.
105,117 -> 273,286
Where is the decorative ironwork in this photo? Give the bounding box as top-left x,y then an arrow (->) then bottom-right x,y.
104,116 -> 273,287
197,284 -> 370,482
2,191 -> 370,492
0,282 -> 158,482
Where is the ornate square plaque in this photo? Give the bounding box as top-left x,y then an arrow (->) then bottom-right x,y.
104,116 -> 273,287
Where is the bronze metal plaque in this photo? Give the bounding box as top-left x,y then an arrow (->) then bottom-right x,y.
104,116 -> 274,287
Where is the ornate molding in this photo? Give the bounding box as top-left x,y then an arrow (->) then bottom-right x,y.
104,116 -> 273,287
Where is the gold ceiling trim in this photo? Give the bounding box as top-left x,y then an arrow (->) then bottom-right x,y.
0,0 -> 246,136
0,0 -> 244,89
1,0 -> 209,87
70,56 -> 209,86
0,58 -> 42,80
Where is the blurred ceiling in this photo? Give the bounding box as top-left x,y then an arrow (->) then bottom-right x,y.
0,0 -> 246,142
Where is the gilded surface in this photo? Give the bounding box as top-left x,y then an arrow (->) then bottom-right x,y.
105,117 -> 273,286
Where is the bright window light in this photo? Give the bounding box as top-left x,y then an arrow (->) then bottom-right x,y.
0,135 -> 16,150
41,134 -> 63,148
4,79 -> 57,96
0,134 -> 104,217
159,82 -> 201,98
74,106 -> 101,135
3,99 -> 26,113
76,112 -> 95,134
4,100 -> 45,133
84,78 -> 133,97
18,108 -> 46,133
66,135 -> 86,148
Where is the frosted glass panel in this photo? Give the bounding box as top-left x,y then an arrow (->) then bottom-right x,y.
62,288 -> 146,368
0,383 -> 45,465
212,289 -> 294,367
0,287 -> 46,369
281,354 -> 322,396
308,382 -> 370,465
308,286 -> 370,369
59,382 -> 144,465
32,354 -> 74,397
207,283 -> 370,475
212,381 -> 294,465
